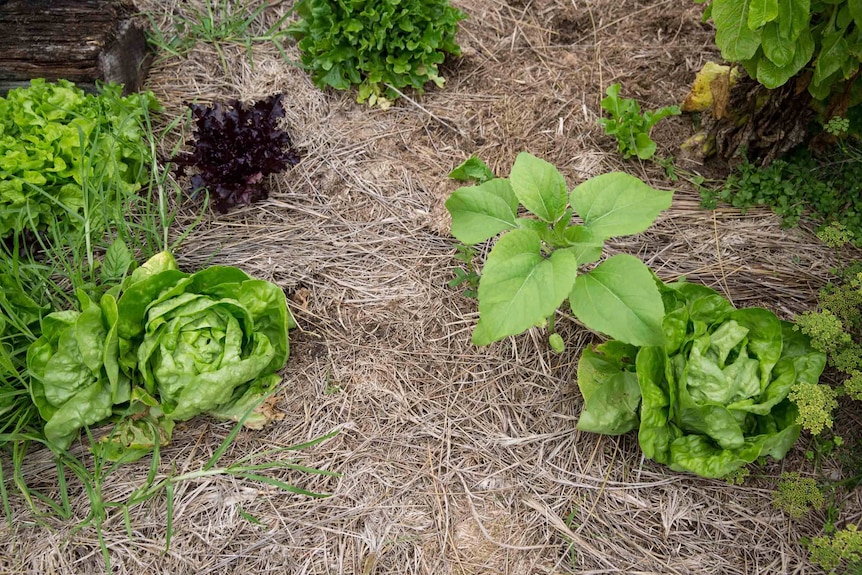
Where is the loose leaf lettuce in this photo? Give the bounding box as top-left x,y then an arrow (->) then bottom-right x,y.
0,79 -> 157,237
575,281 -> 826,478
173,94 -> 301,213
288,0 -> 466,107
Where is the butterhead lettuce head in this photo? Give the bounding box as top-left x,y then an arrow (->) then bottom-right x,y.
576,281 -> 826,478
27,251 -> 294,455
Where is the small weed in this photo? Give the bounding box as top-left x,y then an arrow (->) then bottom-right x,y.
598,84 -> 680,160
699,143 -> 862,245
825,116 -> 851,137
448,243 -> 480,299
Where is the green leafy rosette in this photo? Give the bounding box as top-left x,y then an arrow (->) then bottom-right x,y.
26,251 -> 294,454
576,281 -> 826,478
116,252 -> 293,422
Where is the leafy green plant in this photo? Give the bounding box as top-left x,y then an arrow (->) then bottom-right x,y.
773,471 -> 825,518
0,79 -> 157,239
25,250 -> 295,459
697,0 -> 862,102
288,0 -> 466,108
0,81 -> 182,461
448,243 -> 480,299
826,115 -> 851,137
791,221 -> 862,435
445,152 -> 673,349
576,280 -> 826,478
699,143 -> 862,244
598,84 -> 681,160
809,524 -> 862,574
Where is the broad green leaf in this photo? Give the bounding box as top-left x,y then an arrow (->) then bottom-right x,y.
129,251 -> 180,286
102,238 -> 133,282
473,229 -> 578,345
569,254 -> 665,346
600,84 -> 627,118
852,0 -> 862,28
43,380 -> 114,450
449,156 -> 495,184
570,172 -> 673,240
761,22 -> 796,67
446,179 -> 518,245
668,434 -> 764,478
748,0 -> 779,29
643,105 -> 681,130
562,225 -> 603,265
730,308 -> 783,390
635,346 -> 679,466
634,132 -> 657,160
713,0 -> 763,61
813,29 -> 850,88
75,301 -> 107,374
777,0 -> 809,40
576,341 -> 641,434
757,28 -> 813,87
509,152 -> 568,223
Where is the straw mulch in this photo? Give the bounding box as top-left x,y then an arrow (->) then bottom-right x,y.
3,0 -> 861,573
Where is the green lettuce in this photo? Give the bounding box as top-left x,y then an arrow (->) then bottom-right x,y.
0,79 -> 156,237
26,252 -> 294,454
576,281 -> 826,478
26,289 -> 131,450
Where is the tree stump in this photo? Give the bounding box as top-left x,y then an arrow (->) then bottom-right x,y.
0,0 -> 151,95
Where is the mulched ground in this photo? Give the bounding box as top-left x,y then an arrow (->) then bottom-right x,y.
3,1 -> 860,573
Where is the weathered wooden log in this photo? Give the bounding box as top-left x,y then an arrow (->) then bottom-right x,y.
0,0 -> 151,95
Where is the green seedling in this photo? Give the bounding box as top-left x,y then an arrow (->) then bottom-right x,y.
446,152 -> 673,351
598,84 -> 680,160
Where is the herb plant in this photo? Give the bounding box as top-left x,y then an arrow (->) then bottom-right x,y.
698,0 -> 862,101
809,524 -> 862,574
288,0 -> 466,108
173,94 -> 300,213
598,84 -> 681,160
773,471 -> 825,518
445,152 -> 673,348
576,280 -> 826,478
791,257 -> 862,434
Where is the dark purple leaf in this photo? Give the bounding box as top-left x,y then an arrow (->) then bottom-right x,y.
172,94 -> 301,213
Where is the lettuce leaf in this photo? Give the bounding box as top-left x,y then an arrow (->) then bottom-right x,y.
27,252 -> 295,456
575,281 -> 826,478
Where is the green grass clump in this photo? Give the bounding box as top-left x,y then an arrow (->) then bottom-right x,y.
144,0 -> 294,70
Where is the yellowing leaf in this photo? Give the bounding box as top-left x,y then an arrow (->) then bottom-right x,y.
682,62 -> 740,114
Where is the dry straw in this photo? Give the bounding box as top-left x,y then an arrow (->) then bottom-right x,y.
3,0 -> 858,573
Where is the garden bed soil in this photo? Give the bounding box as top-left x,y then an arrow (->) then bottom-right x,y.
3,0 -> 861,573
